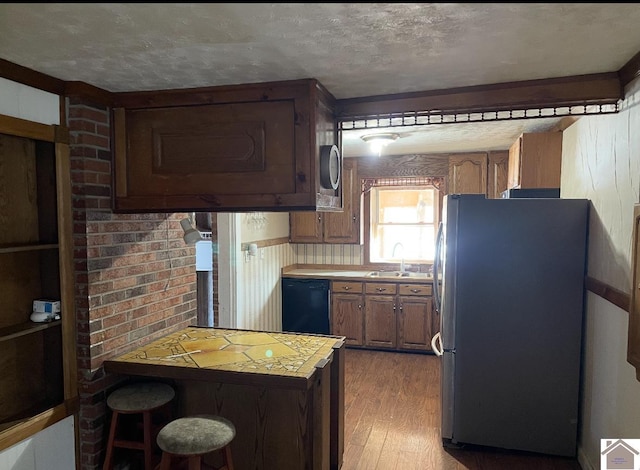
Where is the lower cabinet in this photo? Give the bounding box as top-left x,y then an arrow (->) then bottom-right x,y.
330,279 -> 435,353
331,281 -> 364,346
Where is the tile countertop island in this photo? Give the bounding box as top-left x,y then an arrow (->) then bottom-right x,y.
104,327 -> 345,470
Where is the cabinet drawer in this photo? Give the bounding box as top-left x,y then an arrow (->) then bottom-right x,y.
398,283 -> 432,296
365,283 -> 398,295
332,281 -> 363,294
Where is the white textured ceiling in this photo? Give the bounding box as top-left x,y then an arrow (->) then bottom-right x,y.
2,3 -> 640,155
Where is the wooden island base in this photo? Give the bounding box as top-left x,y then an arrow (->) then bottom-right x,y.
104,327 -> 345,470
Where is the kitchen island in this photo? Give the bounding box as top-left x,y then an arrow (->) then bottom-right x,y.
104,327 -> 345,470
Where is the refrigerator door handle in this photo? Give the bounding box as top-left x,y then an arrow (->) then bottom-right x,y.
433,221 -> 444,313
431,331 -> 443,357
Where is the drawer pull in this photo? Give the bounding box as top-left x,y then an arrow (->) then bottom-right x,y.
410,289 -> 420,293
376,287 -> 386,292
343,286 -> 351,290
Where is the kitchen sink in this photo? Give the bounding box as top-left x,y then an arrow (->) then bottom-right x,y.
366,271 -> 432,279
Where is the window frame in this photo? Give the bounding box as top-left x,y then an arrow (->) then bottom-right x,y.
363,182 -> 443,269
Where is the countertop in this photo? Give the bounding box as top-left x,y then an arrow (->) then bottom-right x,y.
281,264 -> 435,284
104,326 -> 345,390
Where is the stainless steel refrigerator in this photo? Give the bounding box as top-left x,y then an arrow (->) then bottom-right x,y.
430,194 -> 589,457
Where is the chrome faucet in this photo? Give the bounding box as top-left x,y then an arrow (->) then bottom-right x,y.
392,242 -> 405,273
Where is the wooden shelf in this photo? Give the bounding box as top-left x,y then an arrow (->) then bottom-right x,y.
0,243 -> 58,254
0,320 -> 61,344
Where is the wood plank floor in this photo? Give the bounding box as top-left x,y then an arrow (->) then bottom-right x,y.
341,348 -> 582,470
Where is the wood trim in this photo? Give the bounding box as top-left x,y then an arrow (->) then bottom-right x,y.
0,58 -> 65,95
0,114 -> 56,142
64,81 -> 113,108
112,77 -> 319,109
619,50 -> 640,89
627,204 -> 640,380
354,154 -> 449,178
240,237 -> 289,251
336,73 -> 622,118
0,403 -> 71,452
56,140 -> 78,401
585,276 -> 630,311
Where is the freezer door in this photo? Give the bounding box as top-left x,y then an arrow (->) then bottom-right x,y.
441,351 -> 455,440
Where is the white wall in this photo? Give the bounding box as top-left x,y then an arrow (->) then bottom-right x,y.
220,212 -> 295,332
0,79 -> 74,469
561,77 -> 640,469
240,212 -> 289,243
0,77 -> 59,125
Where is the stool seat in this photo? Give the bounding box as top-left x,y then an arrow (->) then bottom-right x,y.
103,382 -> 175,470
157,415 -> 236,470
107,382 -> 175,412
157,415 -> 235,456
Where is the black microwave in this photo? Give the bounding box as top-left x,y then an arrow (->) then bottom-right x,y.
501,188 -> 560,199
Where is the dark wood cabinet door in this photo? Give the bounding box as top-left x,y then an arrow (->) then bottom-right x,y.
397,295 -> 432,351
364,295 -> 396,349
324,160 -> 360,244
290,212 -> 323,243
331,293 -> 364,346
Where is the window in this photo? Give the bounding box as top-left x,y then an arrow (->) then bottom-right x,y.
369,185 -> 440,264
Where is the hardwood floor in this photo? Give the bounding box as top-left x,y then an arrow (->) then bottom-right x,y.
341,348 -> 582,470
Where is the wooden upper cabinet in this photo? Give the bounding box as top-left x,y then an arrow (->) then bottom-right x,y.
448,153 -> 488,195
290,159 -> 362,244
507,132 -> 563,190
112,79 -> 342,212
487,150 -> 509,199
289,211 -> 323,243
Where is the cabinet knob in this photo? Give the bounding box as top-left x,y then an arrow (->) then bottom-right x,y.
358,304 -> 362,309
393,304 -> 396,310
352,215 -> 356,221
376,287 -> 386,292
411,289 -> 420,293
343,286 -> 351,290
318,215 -> 322,222
399,305 -> 403,310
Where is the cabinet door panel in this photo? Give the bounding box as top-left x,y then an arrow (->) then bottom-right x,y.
487,151 -> 509,199
324,161 -> 360,244
397,296 -> 432,351
124,101 -> 296,196
365,295 -> 396,349
290,212 -> 323,243
448,153 -> 488,195
331,293 -> 364,346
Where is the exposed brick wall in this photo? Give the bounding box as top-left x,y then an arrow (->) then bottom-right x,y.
67,98 -> 198,469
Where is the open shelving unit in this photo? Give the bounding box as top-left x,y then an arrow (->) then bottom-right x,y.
0,114 -> 77,452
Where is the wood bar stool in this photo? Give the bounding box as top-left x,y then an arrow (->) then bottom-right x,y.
156,415 -> 236,470
103,382 -> 175,470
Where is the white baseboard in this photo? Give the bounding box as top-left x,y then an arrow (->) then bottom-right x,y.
577,446 -> 595,470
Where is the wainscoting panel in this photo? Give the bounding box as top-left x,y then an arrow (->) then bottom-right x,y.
237,242 -> 296,332
293,244 -> 364,265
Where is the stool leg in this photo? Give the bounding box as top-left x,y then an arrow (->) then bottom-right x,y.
143,410 -> 153,470
102,410 -> 120,470
223,445 -> 233,470
187,455 -> 202,470
221,445 -> 234,470
158,452 -> 173,470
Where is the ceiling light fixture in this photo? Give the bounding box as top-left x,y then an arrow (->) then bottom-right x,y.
361,133 -> 399,156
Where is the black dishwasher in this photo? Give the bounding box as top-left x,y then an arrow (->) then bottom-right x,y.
281,278 -> 330,335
